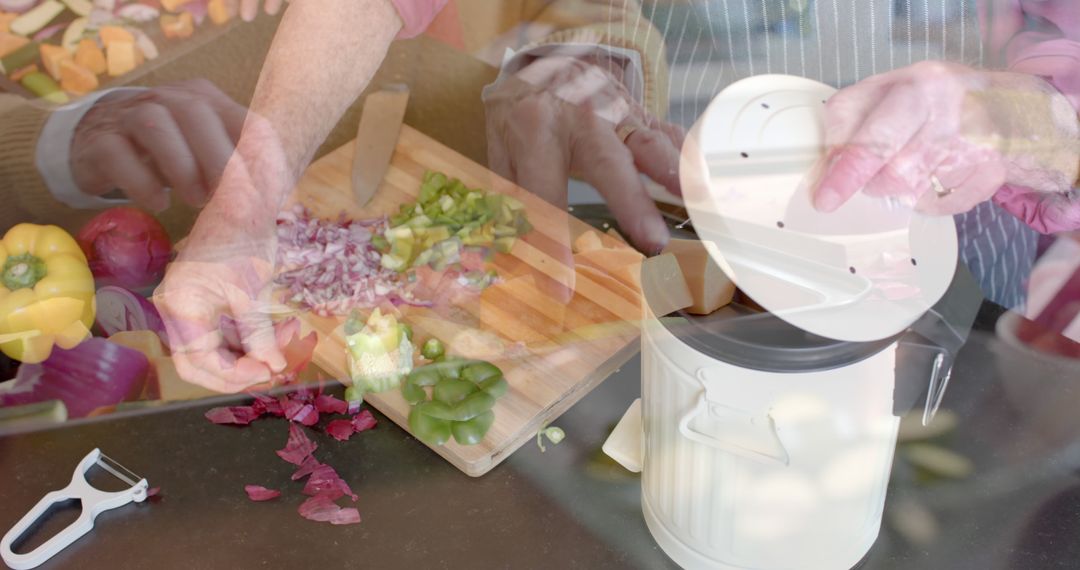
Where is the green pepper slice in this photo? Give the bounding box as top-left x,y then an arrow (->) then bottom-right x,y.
451,411 -> 495,446
407,365 -> 441,387
461,361 -> 502,385
433,378 -> 477,405
409,405 -> 451,446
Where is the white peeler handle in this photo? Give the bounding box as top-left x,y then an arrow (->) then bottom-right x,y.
0,488 -> 98,570
1,449 -> 147,570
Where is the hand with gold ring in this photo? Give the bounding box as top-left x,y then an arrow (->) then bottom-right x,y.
484,54 -> 685,254
813,61 -> 1080,232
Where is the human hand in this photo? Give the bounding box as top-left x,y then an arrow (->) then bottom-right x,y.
814,61 -> 1080,227
485,54 -> 684,254
153,118 -> 291,393
71,79 -> 247,213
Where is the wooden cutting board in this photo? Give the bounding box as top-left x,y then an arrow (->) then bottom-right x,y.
287,125 -> 641,477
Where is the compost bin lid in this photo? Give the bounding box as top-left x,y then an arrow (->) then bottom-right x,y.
679,75 -> 959,343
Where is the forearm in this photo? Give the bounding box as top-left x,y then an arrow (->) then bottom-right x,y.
225,0 -> 403,217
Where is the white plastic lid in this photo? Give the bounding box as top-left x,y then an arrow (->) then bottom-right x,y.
680,75 -> 958,343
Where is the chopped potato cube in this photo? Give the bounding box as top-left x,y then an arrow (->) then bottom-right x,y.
160,12 -> 194,39
74,38 -> 106,75
98,25 -> 135,47
59,59 -> 97,95
39,43 -> 71,80
208,0 -> 231,25
106,40 -> 137,77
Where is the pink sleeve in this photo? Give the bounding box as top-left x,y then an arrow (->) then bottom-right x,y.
982,0 -> 1080,110
389,0 -> 450,39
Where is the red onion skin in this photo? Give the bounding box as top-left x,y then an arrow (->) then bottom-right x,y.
94,286 -> 170,347
244,485 -> 281,502
0,338 -> 149,418
77,208 -> 172,291
0,0 -> 35,14
32,23 -> 66,41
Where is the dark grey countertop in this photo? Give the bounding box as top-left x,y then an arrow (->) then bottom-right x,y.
1,303 -> 1079,570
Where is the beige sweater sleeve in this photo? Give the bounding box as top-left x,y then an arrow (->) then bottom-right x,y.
0,95 -> 89,234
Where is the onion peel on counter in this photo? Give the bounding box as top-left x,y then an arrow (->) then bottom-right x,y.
204,405 -> 261,425
207,382 -> 377,525
297,495 -> 361,526
291,455 -> 322,481
276,423 -> 318,465
302,464 -> 357,502
244,485 -> 282,502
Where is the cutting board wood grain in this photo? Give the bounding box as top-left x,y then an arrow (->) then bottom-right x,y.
288,126 -> 640,477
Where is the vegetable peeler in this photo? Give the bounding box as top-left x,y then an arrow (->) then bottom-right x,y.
1,449 -> 149,570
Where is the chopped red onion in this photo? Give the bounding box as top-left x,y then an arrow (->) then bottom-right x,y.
32,23 -> 66,41
314,394 -> 347,415
274,206 -> 427,316
350,410 -> 377,433
205,406 -> 261,425
250,393 -> 284,417
283,399 -> 318,426
115,3 -> 159,21
0,0 -> 35,14
298,495 -> 361,525
276,423 -> 317,465
325,419 -> 356,442
291,455 -> 322,481
244,485 -> 281,502
302,464 -> 357,501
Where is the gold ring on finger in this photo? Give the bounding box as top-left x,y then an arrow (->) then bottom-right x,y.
930,175 -> 955,197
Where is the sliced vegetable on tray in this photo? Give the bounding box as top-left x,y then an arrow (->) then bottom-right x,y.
1,0 -> 242,102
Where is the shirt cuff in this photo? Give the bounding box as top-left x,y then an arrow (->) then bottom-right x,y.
35,87 -> 145,210
492,42 -> 646,106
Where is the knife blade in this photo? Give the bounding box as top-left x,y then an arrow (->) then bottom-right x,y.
351,84 -> 410,206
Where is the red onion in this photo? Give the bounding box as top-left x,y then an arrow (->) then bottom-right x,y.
298,495 -> 360,525
0,0 -> 35,14
276,423 -> 317,465
77,207 -> 172,292
325,419 -> 355,441
115,3 -> 159,22
301,463 -> 356,501
244,485 -> 281,502
291,455 -> 321,480
95,286 -> 169,347
205,406 -> 260,425
275,206 -> 426,316
32,22 -> 66,41
0,338 -> 149,418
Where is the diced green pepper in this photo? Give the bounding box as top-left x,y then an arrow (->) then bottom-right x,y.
421,338 -> 445,360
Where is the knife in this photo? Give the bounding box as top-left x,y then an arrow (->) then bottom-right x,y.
351,84 -> 410,206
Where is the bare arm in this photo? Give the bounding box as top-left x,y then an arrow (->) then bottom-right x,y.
155,0 -> 406,391
234,0 -> 404,215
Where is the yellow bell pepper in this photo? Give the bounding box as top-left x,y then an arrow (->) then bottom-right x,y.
0,223 -> 96,363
